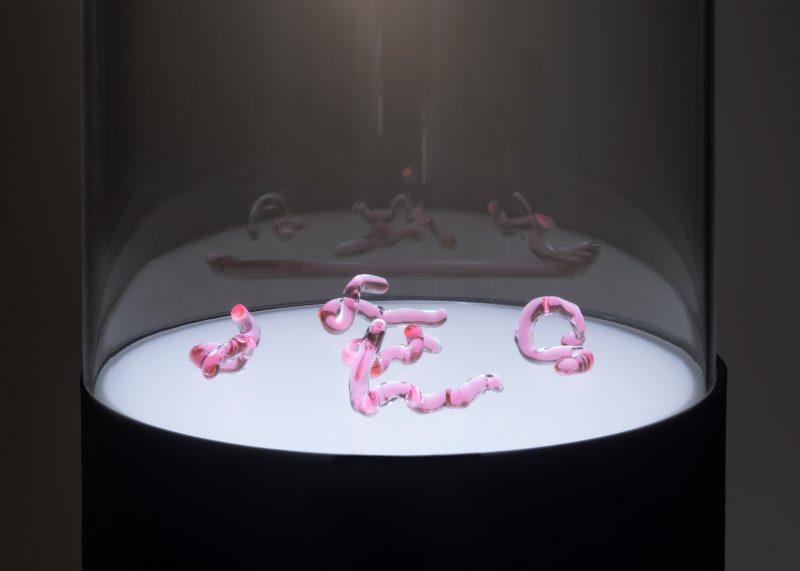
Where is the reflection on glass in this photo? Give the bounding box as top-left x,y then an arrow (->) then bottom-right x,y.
336,167 -> 456,256
346,319 -> 503,416
247,192 -> 304,242
489,192 -> 600,266
206,252 -> 589,280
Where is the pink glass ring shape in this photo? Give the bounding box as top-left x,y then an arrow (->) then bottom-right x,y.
189,304 -> 262,378
514,296 -> 594,375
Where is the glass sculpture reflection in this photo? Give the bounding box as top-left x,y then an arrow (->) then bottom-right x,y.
247,192 -> 304,242
336,167 -> 456,256
515,296 -> 594,375
320,274 -> 503,416
190,304 -> 261,378
489,192 -> 600,267
335,194 -> 428,256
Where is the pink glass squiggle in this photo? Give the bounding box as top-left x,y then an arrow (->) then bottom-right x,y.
341,323 -> 442,377
488,192 -> 600,266
515,296 -> 594,375
247,192 -> 304,241
190,304 -> 262,378
320,274 -> 502,415
318,274 -> 447,335
347,319 -> 503,416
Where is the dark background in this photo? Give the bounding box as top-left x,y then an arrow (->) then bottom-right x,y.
2,1 -> 798,569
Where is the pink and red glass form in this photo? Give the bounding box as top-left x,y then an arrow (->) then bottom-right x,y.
190,304 -> 262,378
319,274 -> 447,334
187,278 -> 592,402
515,296 -> 594,375
320,274 -> 503,416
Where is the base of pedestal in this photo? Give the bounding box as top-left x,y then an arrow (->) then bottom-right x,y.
82,360 -> 725,570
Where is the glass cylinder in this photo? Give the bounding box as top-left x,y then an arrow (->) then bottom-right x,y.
83,0 -> 712,456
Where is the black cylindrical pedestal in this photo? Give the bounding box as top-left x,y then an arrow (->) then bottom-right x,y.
83,361 -> 725,570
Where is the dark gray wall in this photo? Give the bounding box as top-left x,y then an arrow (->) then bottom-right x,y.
3,1 -> 82,570
716,2 -> 800,569
3,1 -> 798,569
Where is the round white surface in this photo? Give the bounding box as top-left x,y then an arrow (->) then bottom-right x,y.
93,301 -> 705,456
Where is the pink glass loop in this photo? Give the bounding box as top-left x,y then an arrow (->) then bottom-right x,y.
515,296 -> 594,375
318,274 -> 447,335
347,318 -> 503,416
190,304 -> 262,378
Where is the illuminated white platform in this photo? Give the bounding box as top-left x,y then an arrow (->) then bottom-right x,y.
94,301 -> 704,456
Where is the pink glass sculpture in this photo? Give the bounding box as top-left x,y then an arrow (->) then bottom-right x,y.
515,296 -> 594,375
488,192 -> 600,266
334,219 -> 426,257
318,274 -> 447,335
320,274 -> 502,415
346,319 -> 503,416
247,192 -> 304,241
190,304 -> 262,378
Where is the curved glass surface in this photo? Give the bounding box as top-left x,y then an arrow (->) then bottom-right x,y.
84,0 -> 711,455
